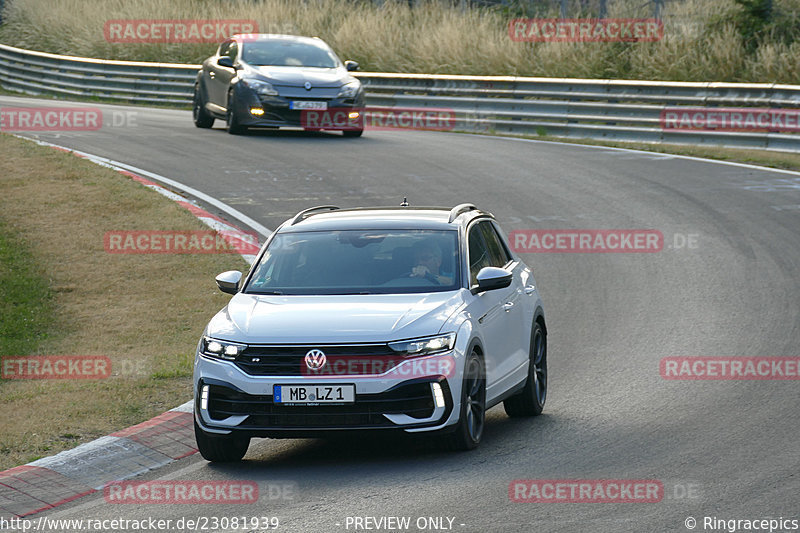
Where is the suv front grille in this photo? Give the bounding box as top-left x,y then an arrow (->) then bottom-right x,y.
235,344 -> 398,376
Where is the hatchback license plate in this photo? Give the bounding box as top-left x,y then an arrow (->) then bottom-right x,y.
274,384 -> 355,404
290,101 -> 327,110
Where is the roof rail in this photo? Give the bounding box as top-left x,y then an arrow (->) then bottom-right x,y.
290,205 -> 339,225
448,203 -> 478,223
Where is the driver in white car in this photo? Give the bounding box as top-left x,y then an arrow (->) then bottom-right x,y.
410,241 -> 453,285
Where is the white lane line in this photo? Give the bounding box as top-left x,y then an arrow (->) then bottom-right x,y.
469,134 -> 800,177
170,401 -> 194,413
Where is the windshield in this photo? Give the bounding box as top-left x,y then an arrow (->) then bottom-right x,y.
241,40 -> 340,68
245,230 -> 461,295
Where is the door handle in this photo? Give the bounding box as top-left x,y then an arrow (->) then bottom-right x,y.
502,302 -> 515,312
524,285 -> 535,295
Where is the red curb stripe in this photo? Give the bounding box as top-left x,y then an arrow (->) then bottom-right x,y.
117,169 -> 160,188
110,410 -> 189,437
0,466 -> 97,517
177,201 -> 230,225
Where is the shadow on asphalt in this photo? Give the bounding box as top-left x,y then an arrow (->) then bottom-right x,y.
203,409 -> 558,476
209,126 -> 403,142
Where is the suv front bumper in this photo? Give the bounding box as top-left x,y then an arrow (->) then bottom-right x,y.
193,351 -> 460,438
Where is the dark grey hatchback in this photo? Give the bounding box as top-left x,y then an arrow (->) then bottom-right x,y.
193,34 -> 365,136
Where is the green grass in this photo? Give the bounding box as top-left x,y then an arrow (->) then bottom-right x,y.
0,220 -> 55,356
0,0 -> 799,83
0,133 -> 249,470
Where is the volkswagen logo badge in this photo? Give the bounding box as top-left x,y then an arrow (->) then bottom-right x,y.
304,349 -> 326,370
304,81 -> 312,91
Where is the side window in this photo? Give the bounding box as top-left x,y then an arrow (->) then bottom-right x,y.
468,225 -> 491,286
479,222 -> 511,267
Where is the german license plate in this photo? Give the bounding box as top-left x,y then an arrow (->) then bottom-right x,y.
273,384 -> 355,404
290,101 -> 327,110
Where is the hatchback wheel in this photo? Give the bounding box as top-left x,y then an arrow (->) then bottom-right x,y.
226,93 -> 246,135
192,85 -> 215,128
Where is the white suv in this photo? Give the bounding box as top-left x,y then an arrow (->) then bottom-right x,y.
194,204 -> 547,461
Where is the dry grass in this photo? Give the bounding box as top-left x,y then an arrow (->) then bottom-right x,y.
0,134 -> 249,470
0,0 -> 798,82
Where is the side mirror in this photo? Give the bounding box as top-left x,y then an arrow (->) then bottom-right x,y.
345,60 -> 359,72
217,56 -> 234,68
215,270 -> 242,294
474,267 -> 513,294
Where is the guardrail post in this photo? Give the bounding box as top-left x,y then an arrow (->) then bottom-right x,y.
653,0 -> 664,19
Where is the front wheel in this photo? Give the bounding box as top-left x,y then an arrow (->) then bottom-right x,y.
503,321 -> 547,417
194,420 -> 250,462
193,86 -> 215,128
445,349 -> 486,451
226,94 -> 246,135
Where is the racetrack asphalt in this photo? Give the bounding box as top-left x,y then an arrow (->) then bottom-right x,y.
1,95 -> 798,533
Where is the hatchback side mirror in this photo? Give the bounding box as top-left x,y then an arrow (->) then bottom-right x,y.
474,267 -> 513,294
345,60 -> 359,72
216,270 -> 243,294
217,56 -> 234,68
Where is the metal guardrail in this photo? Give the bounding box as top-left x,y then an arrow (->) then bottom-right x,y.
2,42 -> 800,152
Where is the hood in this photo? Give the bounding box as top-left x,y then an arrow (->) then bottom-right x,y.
206,292 -> 466,344
247,65 -> 349,88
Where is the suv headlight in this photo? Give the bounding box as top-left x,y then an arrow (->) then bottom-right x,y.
242,79 -> 279,96
337,80 -> 361,98
388,333 -> 455,357
201,336 -> 247,361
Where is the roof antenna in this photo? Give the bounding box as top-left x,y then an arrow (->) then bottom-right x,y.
400,197 -> 409,207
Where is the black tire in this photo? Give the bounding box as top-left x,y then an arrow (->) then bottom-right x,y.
192,85 -> 215,128
226,93 -> 246,135
503,321 -> 547,417
445,349 -> 486,451
343,129 -> 364,137
194,420 -> 250,462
